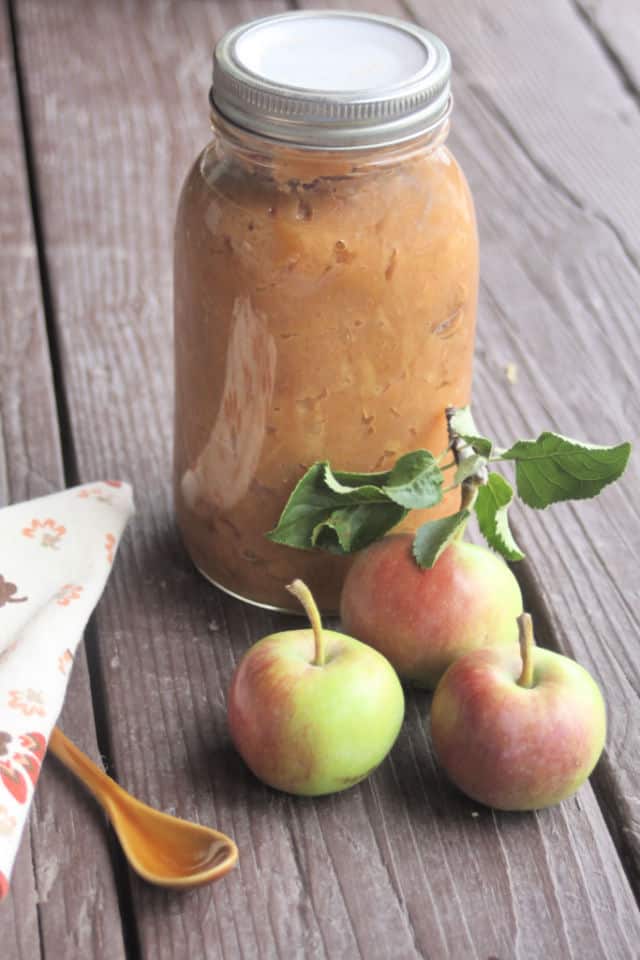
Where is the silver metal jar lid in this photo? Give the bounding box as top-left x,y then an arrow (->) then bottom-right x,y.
211,10 -> 451,150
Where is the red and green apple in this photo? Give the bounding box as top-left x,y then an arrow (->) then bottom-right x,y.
430,613 -> 606,810
228,579 -> 405,796
340,533 -> 523,690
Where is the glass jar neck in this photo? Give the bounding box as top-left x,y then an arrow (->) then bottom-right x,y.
208,107 -> 451,185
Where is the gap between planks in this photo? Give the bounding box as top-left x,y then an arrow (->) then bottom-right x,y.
7,2 -> 141,956
6,0 -> 78,487
570,0 -> 640,106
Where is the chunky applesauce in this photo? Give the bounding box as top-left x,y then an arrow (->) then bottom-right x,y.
174,111 -> 478,612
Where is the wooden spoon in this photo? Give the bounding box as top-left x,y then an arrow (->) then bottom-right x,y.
48,726 -> 238,889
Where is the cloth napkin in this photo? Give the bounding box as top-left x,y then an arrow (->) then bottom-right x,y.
0,481 -> 134,899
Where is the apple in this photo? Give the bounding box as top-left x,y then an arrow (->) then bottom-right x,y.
430,613 -> 606,810
340,534 -> 523,690
227,579 -> 405,796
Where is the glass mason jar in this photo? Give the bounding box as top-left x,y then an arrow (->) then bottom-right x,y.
174,11 -> 478,613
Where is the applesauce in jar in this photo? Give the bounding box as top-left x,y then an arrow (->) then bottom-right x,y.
174,11 -> 478,613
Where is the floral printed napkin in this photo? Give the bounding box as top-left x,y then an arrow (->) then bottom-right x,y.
0,481 -> 134,899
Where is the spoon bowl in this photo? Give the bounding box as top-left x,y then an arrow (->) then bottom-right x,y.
49,726 -> 238,889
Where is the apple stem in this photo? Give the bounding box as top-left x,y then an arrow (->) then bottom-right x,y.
449,479 -> 477,542
517,613 -> 536,688
286,579 -> 326,667
459,478 -> 479,512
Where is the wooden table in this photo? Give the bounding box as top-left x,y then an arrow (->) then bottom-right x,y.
2,1 -> 639,957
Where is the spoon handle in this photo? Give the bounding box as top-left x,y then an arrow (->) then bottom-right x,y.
48,726 -> 119,812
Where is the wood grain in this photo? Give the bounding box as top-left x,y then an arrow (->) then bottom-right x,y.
1,2 -> 126,956
573,0 -> 640,101
13,0 -> 640,956
309,0 -> 640,902
400,0 -> 640,898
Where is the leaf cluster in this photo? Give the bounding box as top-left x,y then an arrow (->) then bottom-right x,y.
267,407 -> 631,568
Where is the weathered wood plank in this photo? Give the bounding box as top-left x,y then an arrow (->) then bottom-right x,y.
1,2 -> 126,956
0,7 -> 45,951
402,0 -> 640,892
573,0 -> 640,101
15,0 -> 640,957
305,0 -> 640,928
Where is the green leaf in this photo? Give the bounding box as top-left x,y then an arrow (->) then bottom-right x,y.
267,461 -> 409,553
266,462 -> 342,549
500,433 -> 632,509
474,473 -> 525,562
324,451 -> 444,509
453,453 -> 489,486
448,406 -> 493,457
323,464 -> 392,503
412,509 -> 470,569
312,503 -> 408,555
311,513 -> 350,554
383,450 -> 444,509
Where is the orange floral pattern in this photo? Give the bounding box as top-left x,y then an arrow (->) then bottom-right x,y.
78,487 -> 103,499
78,481 -> 123,503
0,805 -> 17,836
55,584 -> 83,607
0,760 -> 26,805
18,733 -> 46,761
58,649 -> 74,676
105,532 -> 116,564
22,518 -> 66,550
0,732 -> 46,807
0,480 -> 132,899
77,486 -> 113,504
7,689 -> 46,718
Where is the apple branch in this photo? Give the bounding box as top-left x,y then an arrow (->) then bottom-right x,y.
286,579 -> 326,667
